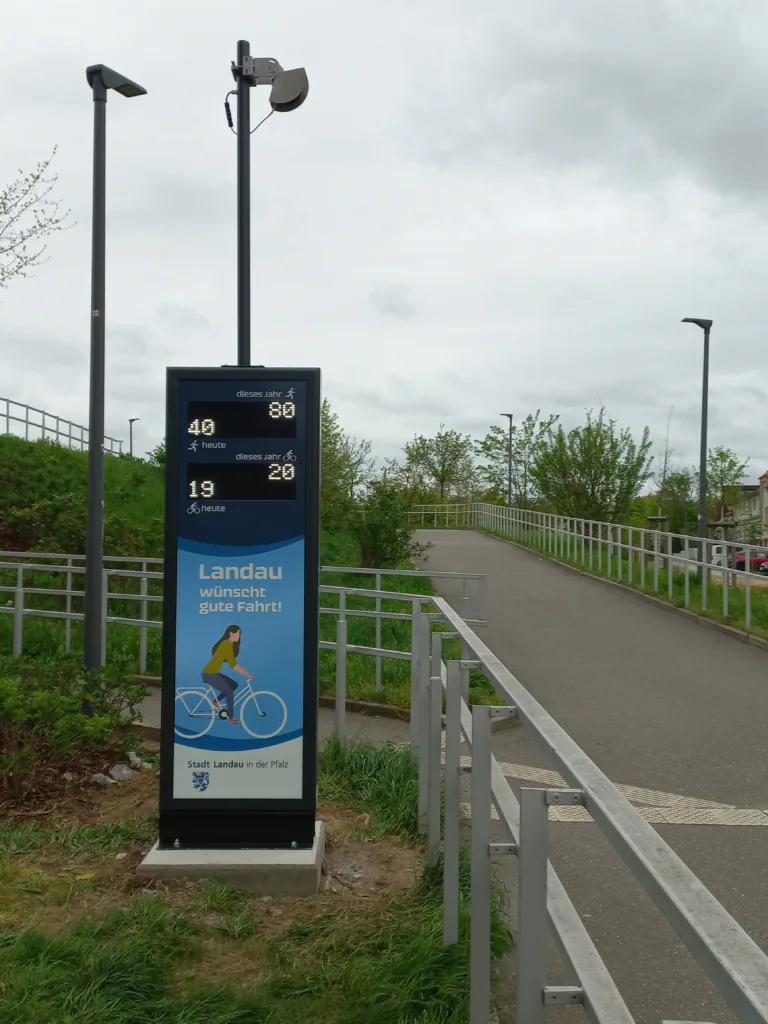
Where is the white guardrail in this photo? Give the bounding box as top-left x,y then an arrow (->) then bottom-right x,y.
411,502 -> 768,629
1,550 -> 768,1018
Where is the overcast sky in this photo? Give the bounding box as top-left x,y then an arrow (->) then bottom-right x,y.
2,0 -> 767,480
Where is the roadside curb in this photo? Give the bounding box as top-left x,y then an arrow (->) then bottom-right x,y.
482,532 -> 768,656
134,680 -> 517,735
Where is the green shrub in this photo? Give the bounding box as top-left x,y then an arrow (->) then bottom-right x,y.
0,658 -> 148,802
351,477 -> 430,569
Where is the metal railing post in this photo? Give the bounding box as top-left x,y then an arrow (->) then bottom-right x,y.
610,524 -> 618,581
654,531 -> 660,592
375,570 -> 382,692
517,788 -> 550,1024
640,529 -> 646,588
13,565 -> 24,657
443,660 -> 462,946
418,613 -> 431,833
335,592 -> 347,744
745,557 -> 752,629
668,534 -> 674,601
598,524 -> 603,573
461,659 -> 470,706
628,527 -> 633,584
428,631 -> 443,865
139,564 -> 148,674
65,557 -> 72,653
685,546 -> 690,607
410,599 -> 422,754
100,569 -> 109,666
470,704 -> 492,1024
616,525 -> 622,582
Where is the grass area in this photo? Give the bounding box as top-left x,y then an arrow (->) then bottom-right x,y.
0,741 -> 511,1024
476,520 -> 768,641
0,435 -> 164,555
318,531 -> 498,709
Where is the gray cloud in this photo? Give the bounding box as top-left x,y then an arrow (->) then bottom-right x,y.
369,283 -> 418,320
415,2 -> 768,201
156,304 -> 213,333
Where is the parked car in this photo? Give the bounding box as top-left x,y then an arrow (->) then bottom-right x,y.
674,544 -> 726,567
759,560 -> 768,576
735,550 -> 768,571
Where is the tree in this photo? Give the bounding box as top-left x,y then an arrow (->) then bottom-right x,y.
531,407 -> 653,522
1,149 -> 70,290
658,468 -> 697,536
706,445 -> 748,516
475,410 -> 558,507
147,442 -> 166,467
350,476 -> 428,568
404,425 -> 473,502
321,400 -> 373,528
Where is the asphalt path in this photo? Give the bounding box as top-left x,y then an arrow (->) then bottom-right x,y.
418,529 -> 768,1024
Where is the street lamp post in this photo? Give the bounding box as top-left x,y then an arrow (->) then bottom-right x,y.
682,317 -> 713,584
128,418 -> 140,457
501,413 -> 513,507
83,64 -> 146,673
228,43 -> 308,367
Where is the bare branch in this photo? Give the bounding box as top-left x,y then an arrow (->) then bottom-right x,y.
0,146 -> 72,290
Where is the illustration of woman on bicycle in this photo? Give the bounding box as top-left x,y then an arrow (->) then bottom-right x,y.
201,625 -> 254,725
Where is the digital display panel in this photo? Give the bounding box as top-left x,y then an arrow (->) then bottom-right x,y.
187,462 -> 297,501
187,400 -> 297,439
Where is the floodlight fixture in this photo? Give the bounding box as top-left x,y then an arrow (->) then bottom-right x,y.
86,64 -> 147,99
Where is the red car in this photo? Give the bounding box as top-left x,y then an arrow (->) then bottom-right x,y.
736,549 -> 768,571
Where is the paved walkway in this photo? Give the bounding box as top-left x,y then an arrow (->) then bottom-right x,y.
137,689 -> 410,747
417,528 -> 768,1024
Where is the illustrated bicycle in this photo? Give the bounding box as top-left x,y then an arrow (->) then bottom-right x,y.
174,677 -> 288,740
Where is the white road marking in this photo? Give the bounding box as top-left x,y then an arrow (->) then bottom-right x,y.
446,753 -> 768,827
459,803 -> 768,827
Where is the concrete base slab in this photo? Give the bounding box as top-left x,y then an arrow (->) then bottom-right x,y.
136,821 -> 325,896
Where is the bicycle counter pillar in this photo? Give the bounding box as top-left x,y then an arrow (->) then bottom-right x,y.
158,367 -> 321,851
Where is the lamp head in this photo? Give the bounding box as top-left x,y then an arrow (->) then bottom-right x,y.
269,67 -> 309,112
86,64 -> 146,98
681,317 -> 713,330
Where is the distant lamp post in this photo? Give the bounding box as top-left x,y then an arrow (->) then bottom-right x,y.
681,317 -> 713,582
128,418 -> 140,457
83,64 -> 146,674
500,413 -> 513,507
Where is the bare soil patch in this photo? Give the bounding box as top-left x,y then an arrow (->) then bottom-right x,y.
3,742 -> 160,826
2,770 -> 424,939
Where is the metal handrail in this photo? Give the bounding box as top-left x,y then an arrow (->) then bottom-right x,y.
0,558 -> 487,675
429,594 -> 768,1022
0,397 -> 123,453
411,502 -> 768,629
329,582 -> 768,1020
